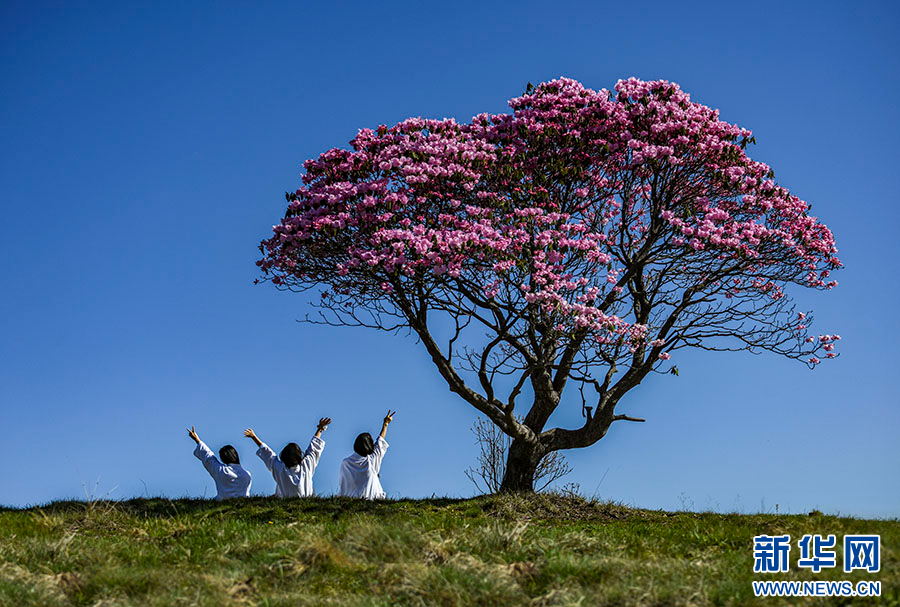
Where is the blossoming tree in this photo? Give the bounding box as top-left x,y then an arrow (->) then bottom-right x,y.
258,78 -> 841,491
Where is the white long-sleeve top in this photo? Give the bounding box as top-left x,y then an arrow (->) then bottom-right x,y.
193,440 -> 252,500
339,436 -> 389,499
255,436 -> 325,497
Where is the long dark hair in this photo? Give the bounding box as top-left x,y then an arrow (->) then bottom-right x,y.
219,445 -> 240,465
353,432 -> 375,456
280,442 -> 304,468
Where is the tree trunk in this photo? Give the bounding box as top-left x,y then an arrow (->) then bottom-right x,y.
499,437 -> 542,492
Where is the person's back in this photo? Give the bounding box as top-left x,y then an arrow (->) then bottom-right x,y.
339,435 -> 388,499
187,426 -> 252,500
244,417 -> 330,497
339,410 -> 394,499
257,438 -> 324,497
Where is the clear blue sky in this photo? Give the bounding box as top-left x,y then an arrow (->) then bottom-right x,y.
2,1 -> 898,517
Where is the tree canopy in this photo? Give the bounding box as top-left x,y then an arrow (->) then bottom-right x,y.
258,77 -> 841,491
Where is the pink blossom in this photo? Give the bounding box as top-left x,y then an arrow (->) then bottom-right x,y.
259,76 -> 841,368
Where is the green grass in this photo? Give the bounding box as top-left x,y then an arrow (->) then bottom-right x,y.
1,494 -> 897,606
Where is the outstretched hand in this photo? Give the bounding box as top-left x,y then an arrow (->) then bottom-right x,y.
314,416 -> 332,438
187,426 -> 200,444
243,428 -> 262,447
379,410 -> 395,440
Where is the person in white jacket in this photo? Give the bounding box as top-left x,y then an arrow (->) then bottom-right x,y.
339,410 -> 395,499
243,417 -> 330,497
187,425 -> 252,500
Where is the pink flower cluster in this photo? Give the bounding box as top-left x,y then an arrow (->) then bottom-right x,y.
259,77 -> 841,364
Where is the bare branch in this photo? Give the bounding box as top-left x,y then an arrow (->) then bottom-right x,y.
612,414 -> 646,423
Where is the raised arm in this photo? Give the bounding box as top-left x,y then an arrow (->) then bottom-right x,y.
379,410 -> 395,440
243,428 -> 263,447
244,427 -> 278,471
372,410 -> 395,469
189,426 -> 223,476
303,417 -> 331,472
313,417 -> 331,440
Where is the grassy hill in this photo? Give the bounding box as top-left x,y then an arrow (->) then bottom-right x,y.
1,494 -> 897,606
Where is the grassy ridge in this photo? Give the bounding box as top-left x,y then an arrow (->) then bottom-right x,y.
1,494 -> 897,606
